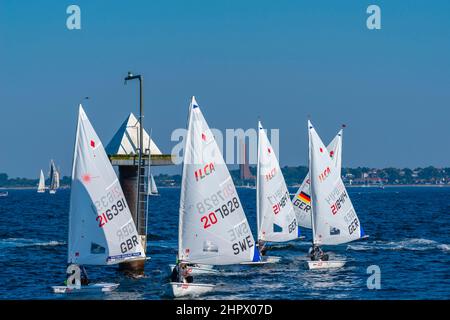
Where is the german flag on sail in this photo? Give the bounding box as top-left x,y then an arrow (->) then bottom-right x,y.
297,191 -> 311,204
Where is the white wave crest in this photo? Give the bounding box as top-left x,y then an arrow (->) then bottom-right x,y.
347,238 -> 449,252
0,238 -> 65,249
437,244 -> 450,251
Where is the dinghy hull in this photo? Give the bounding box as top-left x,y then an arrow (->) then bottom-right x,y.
51,282 -> 119,294
304,260 -> 346,270
168,282 -> 214,298
168,264 -> 217,275
240,255 -> 281,265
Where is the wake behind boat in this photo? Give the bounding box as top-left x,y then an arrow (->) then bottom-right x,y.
51,105 -> 146,294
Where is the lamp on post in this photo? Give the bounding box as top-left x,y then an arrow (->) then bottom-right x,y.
124,71 -> 145,236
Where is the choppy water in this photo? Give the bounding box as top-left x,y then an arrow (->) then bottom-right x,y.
0,187 -> 449,300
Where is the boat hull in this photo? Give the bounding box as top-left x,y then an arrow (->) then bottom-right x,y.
304,260 -> 346,270
167,282 -> 214,298
240,255 -> 281,265
168,264 -> 217,275
51,282 -> 119,294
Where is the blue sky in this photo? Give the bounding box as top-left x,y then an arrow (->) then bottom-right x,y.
1,1 -> 449,178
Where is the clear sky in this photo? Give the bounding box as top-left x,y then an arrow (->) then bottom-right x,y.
1,1 -> 449,178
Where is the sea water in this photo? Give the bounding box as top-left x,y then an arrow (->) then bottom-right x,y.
0,187 -> 448,300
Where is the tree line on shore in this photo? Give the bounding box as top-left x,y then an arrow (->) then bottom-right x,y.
1,166 -> 449,188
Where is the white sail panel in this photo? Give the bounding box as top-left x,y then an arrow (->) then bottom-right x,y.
49,160 -> 60,192
257,121 -> 298,242
150,175 -> 158,194
293,129 -> 343,229
37,170 -> 46,192
68,105 -> 145,265
327,129 -> 343,172
292,174 -> 312,228
179,97 -> 260,265
309,121 -> 364,245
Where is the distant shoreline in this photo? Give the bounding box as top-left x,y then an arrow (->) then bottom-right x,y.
345,184 -> 450,188
0,186 -> 70,190
2,184 -> 449,190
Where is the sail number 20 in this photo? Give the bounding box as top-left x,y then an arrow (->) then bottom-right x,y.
96,198 -> 127,228
201,197 -> 240,229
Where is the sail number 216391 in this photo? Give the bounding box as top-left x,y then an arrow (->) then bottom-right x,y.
96,198 -> 128,228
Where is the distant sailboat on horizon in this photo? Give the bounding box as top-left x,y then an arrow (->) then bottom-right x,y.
37,169 -> 46,193
48,160 -> 60,194
147,174 -> 159,196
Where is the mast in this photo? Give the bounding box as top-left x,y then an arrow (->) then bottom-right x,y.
256,121 -> 261,241
308,121 -> 316,246
68,105 -> 82,265
49,160 -> 54,188
178,97 -> 194,261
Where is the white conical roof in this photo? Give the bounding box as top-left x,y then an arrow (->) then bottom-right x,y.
105,113 -> 162,155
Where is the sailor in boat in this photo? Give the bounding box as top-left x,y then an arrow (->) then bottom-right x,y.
257,240 -> 267,256
170,262 -> 193,283
308,245 -> 329,261
80,266 -> 90,285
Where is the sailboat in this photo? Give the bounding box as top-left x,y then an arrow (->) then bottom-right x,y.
168,97 -> 261,298
255,121 -> 298,261
145,131 -> 159,196
292,127 -> 343,229
48,160 -> 60,194
147,174 -> 159,196
305,120 -> 365,270
37,169 -> 46,193
52,105 -> 145,293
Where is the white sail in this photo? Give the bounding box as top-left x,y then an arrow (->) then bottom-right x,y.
149,175 -> 158,194
293,129 -> 343,229
257,121 -> 298,242
55,170 -> 60,189
178,97 -> 260,265
49,160 -> 60,192
37,170 -> 46,193
68,105 -> 145,266
309,121 -> 364,245
147,173 -> 158,195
